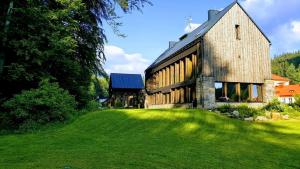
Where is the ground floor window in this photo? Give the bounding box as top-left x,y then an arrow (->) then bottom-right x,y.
215,82 -> 263,102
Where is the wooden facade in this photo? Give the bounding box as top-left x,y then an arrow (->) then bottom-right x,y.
145,2 -> 273,108
203,4 -> 271,83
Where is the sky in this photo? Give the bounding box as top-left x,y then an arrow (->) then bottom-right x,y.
103,0 -> 300,75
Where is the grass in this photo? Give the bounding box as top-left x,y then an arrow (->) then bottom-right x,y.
0,109 -> 300,169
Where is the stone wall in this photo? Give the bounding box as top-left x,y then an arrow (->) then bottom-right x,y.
147,103 -> 193,109
263,80 -> 275,103
196,76 -> 215,109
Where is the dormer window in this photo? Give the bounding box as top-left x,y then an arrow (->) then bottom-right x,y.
235,25 -> 241,40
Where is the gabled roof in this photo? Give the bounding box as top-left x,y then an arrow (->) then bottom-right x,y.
272,74 -> 290,82
146,1 -> 271,70
275,85 -> 300,97
110,73 -> 144,89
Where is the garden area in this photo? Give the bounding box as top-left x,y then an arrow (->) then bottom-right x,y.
0,108 -> 299,169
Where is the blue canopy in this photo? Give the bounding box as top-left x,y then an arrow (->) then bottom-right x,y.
110,73 -> 144,89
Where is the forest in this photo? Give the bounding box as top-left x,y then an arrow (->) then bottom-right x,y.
272,51 -> 300,84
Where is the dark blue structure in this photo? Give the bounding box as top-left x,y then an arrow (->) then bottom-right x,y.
109,73 -> 144,108
110,73 -> 144,89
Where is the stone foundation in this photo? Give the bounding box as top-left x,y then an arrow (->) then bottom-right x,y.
147,103 -> 193,109
196,76 -> 215,109
263,80 -> 275,103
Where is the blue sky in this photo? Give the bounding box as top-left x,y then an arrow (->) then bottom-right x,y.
103,0 -> 300,75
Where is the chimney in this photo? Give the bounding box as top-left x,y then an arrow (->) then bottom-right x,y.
208,10 -> 220,20
169,41 -> 177,48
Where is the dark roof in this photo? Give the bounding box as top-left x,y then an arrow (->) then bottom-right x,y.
110,73 -> 144,89
146,1 -> 271,70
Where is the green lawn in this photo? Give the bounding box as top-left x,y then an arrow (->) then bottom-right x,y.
0,109 -> 300,169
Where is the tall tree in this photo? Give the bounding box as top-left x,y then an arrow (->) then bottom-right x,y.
0,0 -> 150,106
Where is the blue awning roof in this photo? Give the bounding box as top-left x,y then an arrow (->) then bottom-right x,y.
110,73 -> 144,89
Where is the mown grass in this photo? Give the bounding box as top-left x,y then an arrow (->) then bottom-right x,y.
0,109 -> 299,169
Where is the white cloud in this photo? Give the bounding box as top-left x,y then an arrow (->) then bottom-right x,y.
270,20 -> 300,55
242,0 -> 275,20
104,45 -> 150,75
292,21 -> 300,34
184,23 -> 201,33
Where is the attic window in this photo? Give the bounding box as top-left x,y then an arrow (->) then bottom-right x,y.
235,25 -> 241,40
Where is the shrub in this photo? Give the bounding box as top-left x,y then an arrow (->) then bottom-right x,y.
216,104 -> 262,118
263,98 -> 284,112
84,100 -> 101,111
234,105 -> 260,118
216,104 -> 233,114
1,79 -> 76,130
114,99 -> 123,108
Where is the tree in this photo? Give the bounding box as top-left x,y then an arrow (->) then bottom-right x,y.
0,0 -> 151,107
272,51 -> 300,84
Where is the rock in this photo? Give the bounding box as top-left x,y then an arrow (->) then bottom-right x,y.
244,117 -> 254,121
232,110 -> 239,117
271,112 -> 281,120
265,111 -> 272,119
282,114 -> 289,120
255,116 -> 268,121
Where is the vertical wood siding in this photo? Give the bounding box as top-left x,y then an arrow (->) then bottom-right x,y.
203,4 -> 271,83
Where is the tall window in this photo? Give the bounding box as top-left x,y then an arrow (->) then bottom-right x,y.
235,25 -> 241,40
227,83 -> 239,102
240,83 -> 250,102
215,82 -> 263,103
215,83 -> 225,102
252,84 -> 263,102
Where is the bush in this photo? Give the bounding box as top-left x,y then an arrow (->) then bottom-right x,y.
84,100 -> 101,111
263,98 -> 284,112
234,105 -> 260,118
114,98 -> 123,108
216,104 -> 234,114
216,104 -> 262,118
1,79 -> 76,130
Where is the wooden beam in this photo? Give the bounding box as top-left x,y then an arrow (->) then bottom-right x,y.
150,45 -> 198,73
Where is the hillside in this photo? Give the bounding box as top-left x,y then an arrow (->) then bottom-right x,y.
0,109 -> 299,169
272,51 -> 300,84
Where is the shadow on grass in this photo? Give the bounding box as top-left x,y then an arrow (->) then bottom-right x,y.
0,109 -> 299,169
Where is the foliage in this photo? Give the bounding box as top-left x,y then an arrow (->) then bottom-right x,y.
234,105 -> 261,118
0,0 -> 151,108
272,51 -> 300,84
0,109 -> 299,168
216,104 -> 261,118
114,99 -> 123,108
1,80 -> 76,130
216,104 -> 234,114
84,100 -> 101,112
263,98 -> 284,112
89,75 -> 109,99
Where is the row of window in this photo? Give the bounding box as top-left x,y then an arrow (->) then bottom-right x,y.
215,82 -> 263,102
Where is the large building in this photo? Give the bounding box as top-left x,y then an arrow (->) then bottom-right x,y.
109,73 -> 144,108
144,1 -> 274,109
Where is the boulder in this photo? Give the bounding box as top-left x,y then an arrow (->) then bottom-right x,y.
265,111 -> 272,119
282,114 -> 289,120
244,117 -> 254,121
255,116 -> 268,122
271,112 -> 281,120
232,110 -> 239,117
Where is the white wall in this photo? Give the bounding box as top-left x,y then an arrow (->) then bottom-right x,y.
279,97 -> 294,104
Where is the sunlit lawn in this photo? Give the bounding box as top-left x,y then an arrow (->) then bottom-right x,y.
0,109 -> 299,169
